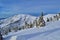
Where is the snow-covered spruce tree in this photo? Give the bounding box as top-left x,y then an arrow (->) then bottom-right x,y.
25,21 -> 27,29
47,18 -> 49,22
13,27 -> 18,32
29,21 -> 33,28
35,19 -> 39,27
56,15 -> 59,20
33,18 -> 38,27
58,13 -> 60,18
32,19 -> 36,27
49,17 -> 52,21
10,26 -> 18,32
38,12 -> 45,27
9,28 -> 11,32
18,27 -> 22,30
57,13 -> 60,20
24,21 -> 30,29
53,15 -> 59,21
24,21 -> 33,29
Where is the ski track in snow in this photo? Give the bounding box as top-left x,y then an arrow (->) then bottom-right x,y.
4,28 -> 60,40
16,28 -> 60,40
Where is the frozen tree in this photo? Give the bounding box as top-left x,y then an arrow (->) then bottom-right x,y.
24,21 -> 30,29
50,17 -> 52,21
58,13 -> 60,17
38,12 -> 45,27
13,27 -> 18,32
56,15 -> 59,20
33,18 -> 38,27
9,28 -> 11,32
25,21 -> 28,29
32,19 -> 36,27
53,15 -> 59,21
29,21 -> 33,28
18,27 -> 21,30
47,18 -> 49,22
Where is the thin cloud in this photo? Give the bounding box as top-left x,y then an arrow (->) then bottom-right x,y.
0,0 -> 60,18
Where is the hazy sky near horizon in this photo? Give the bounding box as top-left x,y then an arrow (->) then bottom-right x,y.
0,0 -> 60,18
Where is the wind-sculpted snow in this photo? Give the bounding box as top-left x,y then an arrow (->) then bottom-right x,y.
3,21 -> 60,40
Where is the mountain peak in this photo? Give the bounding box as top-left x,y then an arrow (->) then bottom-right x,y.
0,14 -> 37,28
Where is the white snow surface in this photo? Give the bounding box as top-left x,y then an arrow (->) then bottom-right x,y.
3,21 -> 60,40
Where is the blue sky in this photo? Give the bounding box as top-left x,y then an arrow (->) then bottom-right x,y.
0,0 -> 60,18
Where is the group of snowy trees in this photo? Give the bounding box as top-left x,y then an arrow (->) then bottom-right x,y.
1,12 -> 60,38
2,12 -> 45,35
2,12 -> 60,35
23,12 -> 60,29
37,12 -> 45,27
0,12 -> 46,35
46,13 -> 60,22
23,12 -> 45,29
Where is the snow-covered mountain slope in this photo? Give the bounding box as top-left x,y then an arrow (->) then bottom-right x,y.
3,20 -> 60,40
0,14 -> 58,28
0,14 -> 37,28
43,14 -> 57,22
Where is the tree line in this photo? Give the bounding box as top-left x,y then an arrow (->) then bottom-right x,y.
1,12 -> 60,35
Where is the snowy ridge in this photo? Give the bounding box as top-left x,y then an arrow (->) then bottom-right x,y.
0,14 -> 58,28
0,14 -> 37,28
43,14 -> 57,22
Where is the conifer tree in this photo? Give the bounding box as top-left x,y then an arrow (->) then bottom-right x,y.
50,17 -> 52,21
25,21 -> 29,29
38,12 -> 45,27
47,18 -> 49,22
56,15 -> 59,20
33,19 -> 36,27
9,28 -> 11,32
29,22 -> 33,28
58,13 -> 60,16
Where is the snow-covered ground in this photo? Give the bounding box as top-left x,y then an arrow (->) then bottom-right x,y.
3,20 -> 60,40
